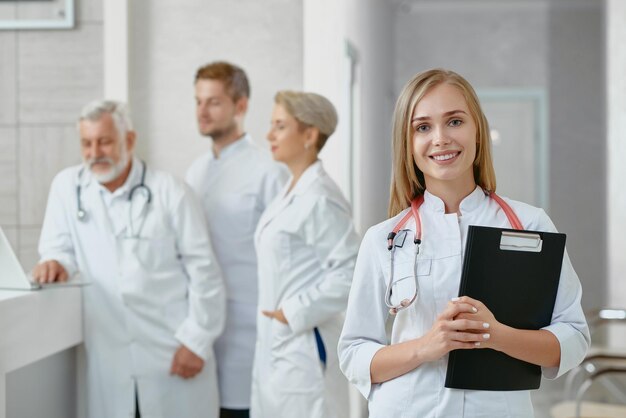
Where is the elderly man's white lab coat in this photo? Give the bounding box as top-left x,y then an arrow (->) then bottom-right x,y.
185,135 -> 287,409
338,187 -> 590,418
39,157 -> 225,418
251,161 -> 360,418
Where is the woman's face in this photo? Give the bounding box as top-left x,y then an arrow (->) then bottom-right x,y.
266,103 -> 313,164
411,82 -> 478,191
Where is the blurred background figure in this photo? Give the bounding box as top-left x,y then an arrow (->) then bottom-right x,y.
33,100 -> 225,418
185,61 -> 287,418
251,91 -> 359,418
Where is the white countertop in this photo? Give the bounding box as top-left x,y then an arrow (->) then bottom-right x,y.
0,287 -> 82,418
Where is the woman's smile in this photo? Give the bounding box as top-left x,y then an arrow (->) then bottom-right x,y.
429,151 -> 461,163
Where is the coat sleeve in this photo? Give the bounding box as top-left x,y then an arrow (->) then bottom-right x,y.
38,171 -> 79,277
280,196 -> 360,334
531,209 -> 590,379
172,183 -> 226,360
337,226 -> 389,399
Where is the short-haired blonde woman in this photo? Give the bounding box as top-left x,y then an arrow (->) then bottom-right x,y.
251,91 -> 360,418
338,69 -> 589,417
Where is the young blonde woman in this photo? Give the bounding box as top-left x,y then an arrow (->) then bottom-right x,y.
251,91 -> 359,418
338,69 -> 589,417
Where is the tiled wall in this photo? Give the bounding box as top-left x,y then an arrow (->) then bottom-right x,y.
0,0 -> 103,270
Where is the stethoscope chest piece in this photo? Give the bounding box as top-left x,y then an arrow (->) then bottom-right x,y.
76,181 -> 89,222
77,208 -> 88,222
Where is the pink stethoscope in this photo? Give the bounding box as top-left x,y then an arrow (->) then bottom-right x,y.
384,191 -> 524,315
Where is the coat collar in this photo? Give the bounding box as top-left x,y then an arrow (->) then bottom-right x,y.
284,160 -> 324,198
209,134 -> 251,161
255,160 -> 324,239
421,185 -> 487,214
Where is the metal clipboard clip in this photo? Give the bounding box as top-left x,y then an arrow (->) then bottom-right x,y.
499,231 -> 543,253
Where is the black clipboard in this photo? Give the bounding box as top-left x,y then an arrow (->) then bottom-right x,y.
444,225 -> 566,391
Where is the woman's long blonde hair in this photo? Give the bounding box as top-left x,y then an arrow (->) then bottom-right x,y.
388,69 -> 497,217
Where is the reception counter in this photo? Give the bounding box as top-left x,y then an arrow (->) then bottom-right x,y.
0,287 -> 82,418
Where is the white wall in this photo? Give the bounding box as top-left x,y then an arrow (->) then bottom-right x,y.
547,0 -> 606,312
344,0 -> 395,232
302,0 -> 345,198
395,1 -> 549,89
303,0 -> 394,234
129,0 -> 303,179
606,0 -> 626,345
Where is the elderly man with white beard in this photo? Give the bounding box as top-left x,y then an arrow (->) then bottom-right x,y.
32,100 -> 226,418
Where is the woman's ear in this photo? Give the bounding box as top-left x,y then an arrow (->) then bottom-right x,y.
305,126 -> 320,150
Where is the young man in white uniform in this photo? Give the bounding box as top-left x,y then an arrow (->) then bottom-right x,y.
33,101 -> 226,418
185,62 -> 287,418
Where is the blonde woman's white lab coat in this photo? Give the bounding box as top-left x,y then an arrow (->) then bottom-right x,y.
186,135 -> 287,409
338,187 -> 590,418
251,161 -> 360,418
38,157 -> 225,418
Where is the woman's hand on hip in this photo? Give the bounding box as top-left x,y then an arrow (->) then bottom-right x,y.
262,308 -> 289,324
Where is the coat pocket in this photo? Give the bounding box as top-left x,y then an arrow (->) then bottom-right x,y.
121,235 -> 178,273
269,320 -> 323,392
387,259 -> 432,307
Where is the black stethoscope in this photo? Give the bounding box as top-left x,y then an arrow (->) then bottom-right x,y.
76,160 -> 152,236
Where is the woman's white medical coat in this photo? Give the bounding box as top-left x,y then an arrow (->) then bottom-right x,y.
38,158 -> 225,418
338,187 -> 590,418
251,161 -> 360,418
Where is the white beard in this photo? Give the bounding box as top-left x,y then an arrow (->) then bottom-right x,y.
85,145 -> 130,184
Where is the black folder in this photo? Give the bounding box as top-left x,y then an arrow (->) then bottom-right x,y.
444,225 -> 566,391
